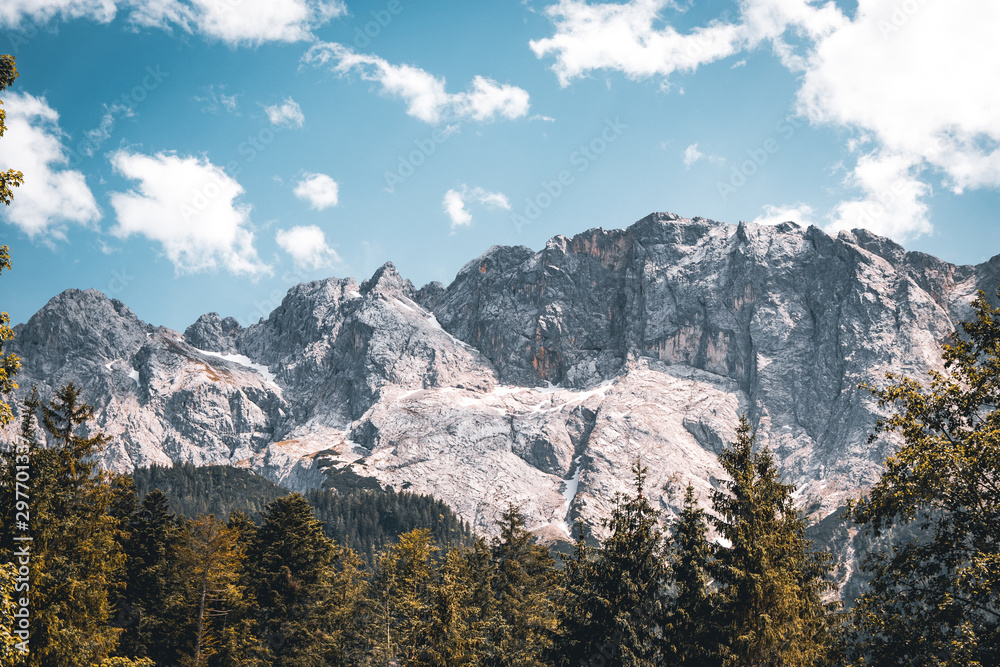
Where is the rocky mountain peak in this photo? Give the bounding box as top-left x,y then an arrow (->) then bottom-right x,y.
184,312 -> 242,353
360,261 -> 416,300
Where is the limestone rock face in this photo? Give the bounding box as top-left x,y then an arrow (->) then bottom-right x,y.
6,214 -> 993,543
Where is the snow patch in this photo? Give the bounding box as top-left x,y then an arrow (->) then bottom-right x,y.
558,455 -> 584,536
193,347 -> 280,389
128,369 -> 140,386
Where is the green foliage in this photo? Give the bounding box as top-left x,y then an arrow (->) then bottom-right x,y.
132,464 -> 288,523
485,505 -> 559,666
245,493 -> 336,665
0,384 -> 129,667
553,460 -> 668,667
306,486 -> 474,562
844,289 -> 1000,666
131,464 -> 474,561
663,484 -> 720,665
116,489 -> 186,664
711,416 -> 837,667
0,55 -> 25,207
0,245 -> 21,427
0,562 -> 19,662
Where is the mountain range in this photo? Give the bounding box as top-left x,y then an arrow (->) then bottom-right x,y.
7,212 -> 995,550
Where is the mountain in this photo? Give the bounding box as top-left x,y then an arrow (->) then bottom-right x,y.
6,212 -> 997,547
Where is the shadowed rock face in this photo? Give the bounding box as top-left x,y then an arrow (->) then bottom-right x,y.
5,213 -> 995,545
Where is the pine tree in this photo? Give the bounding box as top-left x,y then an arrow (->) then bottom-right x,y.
245,493 -> 335,666
553,460 -> 668,667
0,384 -> 129,666
423,546 -> 483,666
370,528 -> 438,665
177,515 -> 244,667
711,416 -> 836,667
319,544 -> 372,666
843,289 -> 1000,666
664,483 -> 720,665
551,524 -> 597,667
116,489 -> 186,663
485,505 -> 558,667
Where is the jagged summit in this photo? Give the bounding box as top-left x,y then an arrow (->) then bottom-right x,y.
5,213 -> 992,546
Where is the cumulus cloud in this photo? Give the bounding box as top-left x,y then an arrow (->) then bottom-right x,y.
303,43 -> 530,124
108,150 -> 271,276
264,97 -> 305,128
0,92 -> 101,239
751,203 -> 816,227
275,224 -> 341,269
443,185 -> 511,229
293,172 -> 339,210
532,0 -> 1000,241
1,0 -> 346,45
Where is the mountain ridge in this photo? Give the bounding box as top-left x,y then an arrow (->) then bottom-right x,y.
5,212 -> 996,545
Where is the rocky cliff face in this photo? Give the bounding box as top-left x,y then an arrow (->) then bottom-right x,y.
6,213 -> 996,546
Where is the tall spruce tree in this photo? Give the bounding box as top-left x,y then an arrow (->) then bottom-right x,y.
245,493 -> 336,666
843,289 -> 1000,666
116,489 -> 186,663
711,416 -> 836,667
553,460 -> 668,667
664,483 -> 720,665
486,504 -> 559,667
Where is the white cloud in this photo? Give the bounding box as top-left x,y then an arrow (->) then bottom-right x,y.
0,0 -> 116,27
529,0 -> 746,87
303,43 -> 531,124
264,97 -> 305,128
1,0 -> 346,45
108,150 -> 271,276
751,203 -> 816,227
532,0 -> 1000,242
443,185 -> 511,229
293,172 -> 339,210
825,152 -> 931,240
683,144 -> 704,168
275,224 -> 341,269
0,92 -> 101,239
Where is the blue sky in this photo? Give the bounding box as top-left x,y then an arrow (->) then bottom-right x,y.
1,0 -> 999,331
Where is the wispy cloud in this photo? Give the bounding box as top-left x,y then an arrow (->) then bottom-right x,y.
303,43 -> 531,125
0,0 -> 347,46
